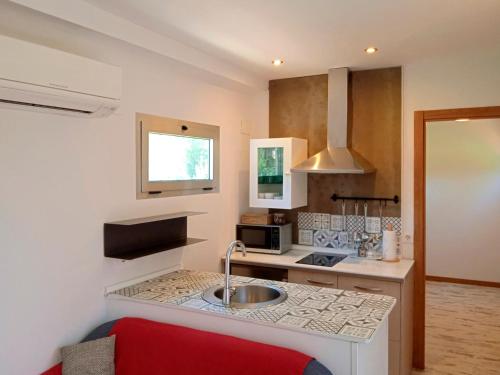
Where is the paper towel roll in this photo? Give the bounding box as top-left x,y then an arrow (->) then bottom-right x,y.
382,230 -> 399,262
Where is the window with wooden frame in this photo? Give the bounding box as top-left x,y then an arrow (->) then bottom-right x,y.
136,113 -> 220,198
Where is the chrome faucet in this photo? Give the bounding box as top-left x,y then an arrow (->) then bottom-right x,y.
223,240 -> 246,306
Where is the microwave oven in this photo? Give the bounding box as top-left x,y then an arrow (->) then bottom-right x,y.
235,223 -> 292,254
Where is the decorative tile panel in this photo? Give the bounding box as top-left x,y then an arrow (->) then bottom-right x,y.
365,217 -> 381,234
327,303 -> 357,313
312,213 -> 322,230
110,270 -> 396,343
321,214 -> 330,229
297,212 -> 314,230
133,291 -> 163,300
309,293 -> 338,302
298,229 -> 314,246
346,317 -> 380,329
296,211 -> 401,247
300,299 -> 331,310
288,306 -> 321,319
339,325 -> 374,340
369,309 -> 387,320
361,299 -> 395,310
247,308 -> 288,323
337,231 -> 349,248
317,310 -> 337,321
313,230 -> 338,248
382,216 -> 402,235
346,215 -> 364,233
330,215 -> 344,231
305,319 -> 344,335
276,315 -> 310,328
312,213 -> 330,230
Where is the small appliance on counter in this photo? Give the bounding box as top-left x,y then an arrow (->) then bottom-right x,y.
382,223 -> 399,262
240,212 -> 273,225
236,223 -> 292,254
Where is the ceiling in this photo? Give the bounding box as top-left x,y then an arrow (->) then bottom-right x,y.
85,0 -> 500,80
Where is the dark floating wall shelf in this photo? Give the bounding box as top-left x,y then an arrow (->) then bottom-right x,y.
104,211 -> 206,260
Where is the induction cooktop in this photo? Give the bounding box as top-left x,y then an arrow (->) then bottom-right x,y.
296,252 -> 347,267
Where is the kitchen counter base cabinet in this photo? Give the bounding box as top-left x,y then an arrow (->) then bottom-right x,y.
338,275 -> 401,341
234,263 -> 412,374
108,296 -> 389,375
338,272 -> 413,375
230,264 -> 288,282
288,269 -> 338,288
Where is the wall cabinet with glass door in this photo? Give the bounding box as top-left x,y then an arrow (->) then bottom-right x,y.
249,137 -> 307,209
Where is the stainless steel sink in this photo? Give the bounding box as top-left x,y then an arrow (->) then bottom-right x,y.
202,284 -> 287,309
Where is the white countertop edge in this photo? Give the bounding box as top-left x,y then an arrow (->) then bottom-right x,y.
227,247 -> 414,281
106,287 -> 395,345
291,244 -> 356,253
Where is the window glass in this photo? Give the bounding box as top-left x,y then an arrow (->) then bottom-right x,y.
148,133 -> 213,182
137,113 -> 219,198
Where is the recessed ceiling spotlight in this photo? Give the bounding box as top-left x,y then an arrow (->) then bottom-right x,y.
455,118 -> 470,122
272,59 -> 284,66
364,46 -> 378,54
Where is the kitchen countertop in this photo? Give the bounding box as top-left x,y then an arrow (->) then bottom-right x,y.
109,269 -> 395,343
226,247 -> 414,281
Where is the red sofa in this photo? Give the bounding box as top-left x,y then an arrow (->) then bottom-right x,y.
42,317 -> 331,375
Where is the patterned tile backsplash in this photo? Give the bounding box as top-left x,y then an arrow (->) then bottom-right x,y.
297,212 -> 401,248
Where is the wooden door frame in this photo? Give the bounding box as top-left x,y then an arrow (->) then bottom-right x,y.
413,105 -> 500,368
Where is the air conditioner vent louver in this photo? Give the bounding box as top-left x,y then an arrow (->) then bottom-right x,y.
0,35 -> 121,118
0,99 -> 92,114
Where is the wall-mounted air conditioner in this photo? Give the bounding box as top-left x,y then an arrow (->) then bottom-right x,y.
0,35 -> 121,118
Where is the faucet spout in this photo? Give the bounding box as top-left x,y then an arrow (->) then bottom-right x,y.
223,240 -> 246,306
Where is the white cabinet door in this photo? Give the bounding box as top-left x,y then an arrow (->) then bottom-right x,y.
250,138 -> 307,209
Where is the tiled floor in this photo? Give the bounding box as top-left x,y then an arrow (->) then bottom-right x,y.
412,281 -> 500,375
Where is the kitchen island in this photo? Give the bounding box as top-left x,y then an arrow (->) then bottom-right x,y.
107,269 -> 395,375
224,248 -> 414,375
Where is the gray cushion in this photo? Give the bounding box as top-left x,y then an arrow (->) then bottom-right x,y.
303,359 -> 333,375
81,320 -> 118,343
61,335 -> 115,375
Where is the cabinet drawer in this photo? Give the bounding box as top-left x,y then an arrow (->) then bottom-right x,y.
288,269 -> 338,288
231,264 -> 287,281
338,275 -> 401,299
338,275 -> 401,341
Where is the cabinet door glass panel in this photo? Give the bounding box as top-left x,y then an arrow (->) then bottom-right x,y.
257,147 -> 283,200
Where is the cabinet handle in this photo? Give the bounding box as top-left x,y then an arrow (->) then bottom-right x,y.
306,279 -> 334,286
354,285 -> 383,293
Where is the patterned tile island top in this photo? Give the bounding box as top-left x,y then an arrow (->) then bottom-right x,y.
109,270 -> 396,343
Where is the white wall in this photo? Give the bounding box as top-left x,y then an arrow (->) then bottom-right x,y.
426,120 -> 500,282
0,4 -> 268,375
401,44 -> 500,258
9,0 -> 267,91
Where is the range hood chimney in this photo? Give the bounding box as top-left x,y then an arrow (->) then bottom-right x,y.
291,68 -> 375,174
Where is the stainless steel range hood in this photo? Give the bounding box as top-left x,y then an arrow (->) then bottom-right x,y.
291,68 -> 375,174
